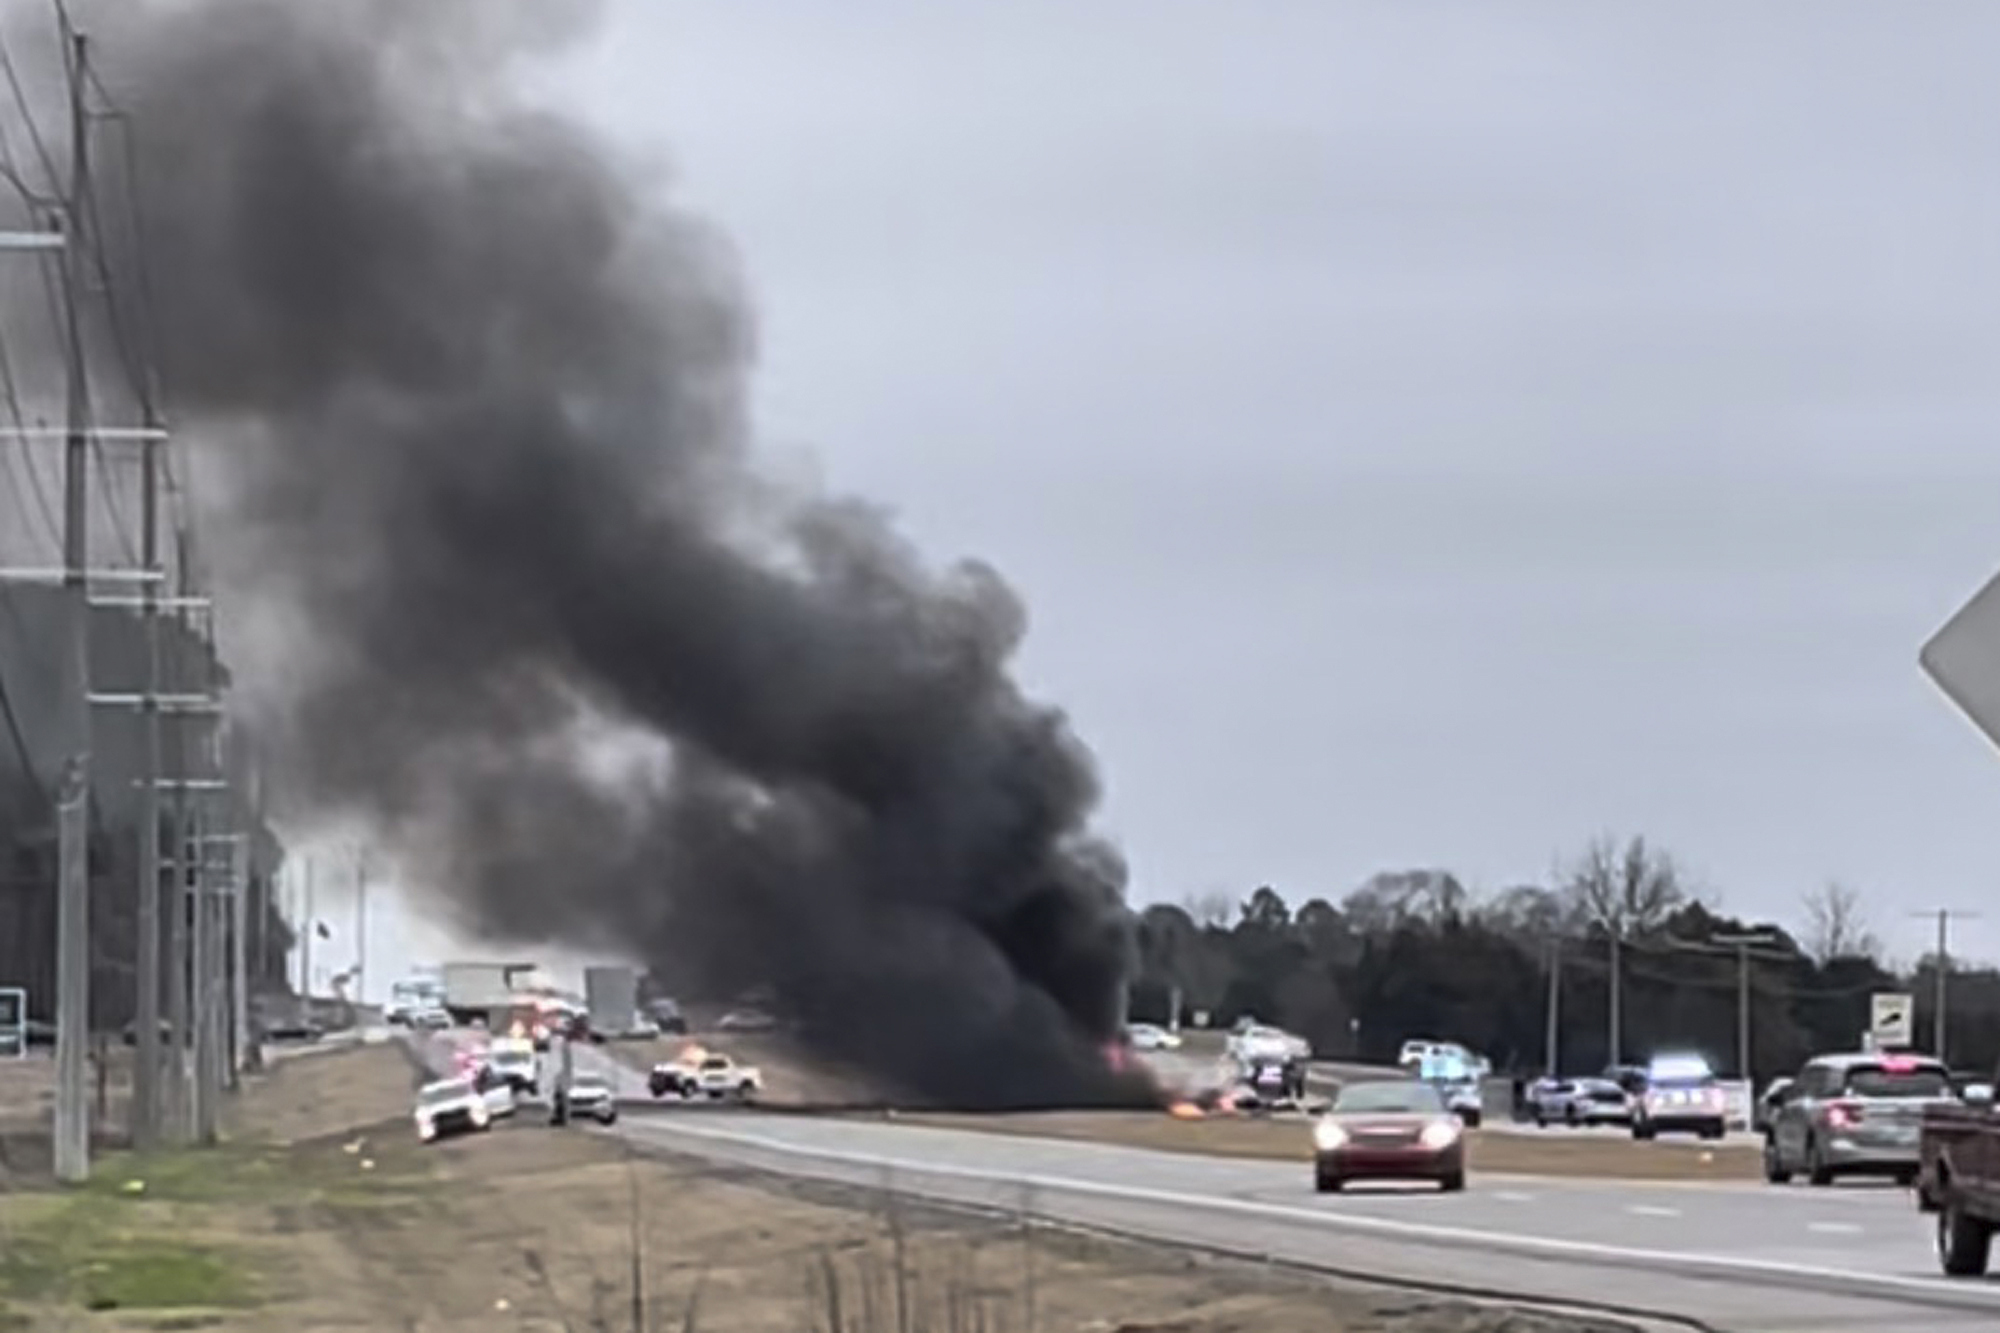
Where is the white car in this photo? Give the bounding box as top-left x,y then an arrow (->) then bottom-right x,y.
1229,1025 -> 1310,1064
651,1053 -> 762,1100
1402,1040 -> 1490,1079
486,1039 -> 539,1094
1126,1023 -> 1181,1051
470,1066 -> 518,1118
1433,1077 -> 1485,1127
415,1076 -> 494,1143
560,1074 -> 619,1125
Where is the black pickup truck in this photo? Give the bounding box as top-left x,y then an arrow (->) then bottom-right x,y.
1917,1073 -> 2000,1275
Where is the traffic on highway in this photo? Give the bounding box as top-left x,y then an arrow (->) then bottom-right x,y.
384,992 -> 2000,1333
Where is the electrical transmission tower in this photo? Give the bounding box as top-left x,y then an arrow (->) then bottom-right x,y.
0,14 -> 237,1178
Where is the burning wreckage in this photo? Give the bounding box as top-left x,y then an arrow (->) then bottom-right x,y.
1105,1035 -> 1322,1120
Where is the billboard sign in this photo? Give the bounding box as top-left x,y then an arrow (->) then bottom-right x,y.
1870,992 -> 1915,1048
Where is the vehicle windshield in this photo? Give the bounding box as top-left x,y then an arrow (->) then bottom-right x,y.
571,1078 -> 607,1092
419,1081 -> 472,1107
1334,1081 -> 1445,1114
1650,1077 -> 1714,1090
1845,1065 -> 1949,1098
700,1057 -> 729,1070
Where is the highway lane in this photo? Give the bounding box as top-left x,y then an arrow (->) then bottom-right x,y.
609,1107 -> 2000,1333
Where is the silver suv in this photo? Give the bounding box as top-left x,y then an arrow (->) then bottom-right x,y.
1764,1052 -> 1953,1186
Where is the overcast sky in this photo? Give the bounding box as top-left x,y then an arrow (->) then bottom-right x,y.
337,0 -> 2000,989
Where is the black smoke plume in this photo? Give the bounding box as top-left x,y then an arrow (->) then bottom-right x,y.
39,0 -> 1143,1107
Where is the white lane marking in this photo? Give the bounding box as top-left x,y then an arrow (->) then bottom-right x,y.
1809,1221 -> 1865,1235
625,1118 -> 2000,1307
1492,1189 -> 1535,1203
1625,1204 -> 1681,1217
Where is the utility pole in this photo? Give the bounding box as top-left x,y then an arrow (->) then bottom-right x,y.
189,619 -> 227,1141
1710,931 -> 1782,1081
162,534 -> 198,1143
228,827 -> 248,1082
1912,909 -> 1981,1065
301,856 -> 315,997
51,24 -> 94,1185
130,421 -> 163,1149
189,792 -> 213,1142
1607,929 -> 1621,1068
1544,939 -> 1561,1077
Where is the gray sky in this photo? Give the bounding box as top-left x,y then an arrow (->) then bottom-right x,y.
341,0 -> 2000,987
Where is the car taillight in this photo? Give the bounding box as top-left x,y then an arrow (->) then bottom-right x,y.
1826,1100 -> 1863,1128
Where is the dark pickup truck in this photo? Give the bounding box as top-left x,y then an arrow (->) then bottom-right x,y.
1917,1074 -> 2000,1275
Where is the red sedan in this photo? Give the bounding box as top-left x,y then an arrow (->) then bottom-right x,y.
1312,1079 -> 1467,1192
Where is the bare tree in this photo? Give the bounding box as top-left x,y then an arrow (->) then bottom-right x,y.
1561,834 -> 1686,937
1481,884 -> 1582,941
1802,881 -> 1880,962
1182,890 -> 1236,929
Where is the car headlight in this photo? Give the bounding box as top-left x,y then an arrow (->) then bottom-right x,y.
1312,1120 -> 1349,1151
471,1106 -> 489,1124
1419,1119 -> 1461,1149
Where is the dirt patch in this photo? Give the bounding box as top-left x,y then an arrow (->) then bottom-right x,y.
0,1046 -> 1638,1332
223,1042 -> 422,1145
890,1112 -> 1761,1183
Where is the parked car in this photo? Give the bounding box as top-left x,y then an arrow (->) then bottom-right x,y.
556,1074 -> 619,1126
1531,1076 -> 1632,1127
1125,1023 -> 1182,1051
1631,1054 -> 1726,1140
414,1077 -> 493,1143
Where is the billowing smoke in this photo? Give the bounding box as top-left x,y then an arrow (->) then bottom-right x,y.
40,0 -> 1142,1107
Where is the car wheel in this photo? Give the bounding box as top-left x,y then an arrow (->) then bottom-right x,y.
1939,1194 -> 1993,1276
1461,1109 -> 1482,1129
1762,1135 -> 1791,1184
1633,1122 -> 1656,1141
1895,1167 -> 1917,1189
1315,1171 -> 1343,1193
1700,1120 -> 1724,1141
1564,1106 -> 1577,1127
1532,1110 -> 1546,1128
1440,1169 -> 1466,1193
1807,1138 -> 1835,1187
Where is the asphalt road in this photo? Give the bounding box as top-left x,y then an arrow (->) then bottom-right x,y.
604,1101 -> 2000,1333
429,1039 -> 1981,1331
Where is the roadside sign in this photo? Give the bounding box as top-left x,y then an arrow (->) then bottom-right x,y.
1871,992 -> 1914,1047
1921,569 -> 2000,752
0,988 -> 23,1058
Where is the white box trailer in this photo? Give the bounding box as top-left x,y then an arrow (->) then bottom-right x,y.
442,961 -> 536,1026
584,965 -> 638,1038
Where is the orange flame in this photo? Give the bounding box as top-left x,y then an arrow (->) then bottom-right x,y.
1167,1100 -> 1204,1120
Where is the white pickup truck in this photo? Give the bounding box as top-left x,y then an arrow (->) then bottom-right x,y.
650,1053 -> 762,1101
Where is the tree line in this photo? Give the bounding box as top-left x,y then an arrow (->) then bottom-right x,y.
1128,835 -> 2000,1083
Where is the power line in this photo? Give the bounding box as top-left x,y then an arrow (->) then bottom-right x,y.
0,15 -> 56,196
